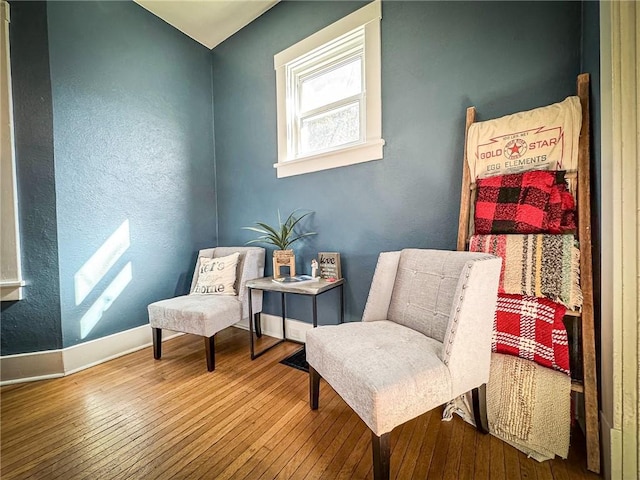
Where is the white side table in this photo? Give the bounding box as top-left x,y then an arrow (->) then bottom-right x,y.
245,277 -> 345,360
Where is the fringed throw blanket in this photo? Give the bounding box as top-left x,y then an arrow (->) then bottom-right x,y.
494,294 -> 570,375
469,234 -> 582,310
487,353 -> 571,461
474,170 -> 576,235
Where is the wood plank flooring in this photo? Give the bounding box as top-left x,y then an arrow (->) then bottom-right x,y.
1,328 -> 601,479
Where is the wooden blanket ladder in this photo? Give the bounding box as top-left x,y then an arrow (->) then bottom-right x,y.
456,73 -> 600,473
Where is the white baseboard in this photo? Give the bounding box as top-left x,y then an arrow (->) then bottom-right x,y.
62,326 -> 181,375
600,411 -> 613,480
0,325 -> 181,385
234,313 -> 313,343
0,349 -> 65,385
1,314 -> 314,385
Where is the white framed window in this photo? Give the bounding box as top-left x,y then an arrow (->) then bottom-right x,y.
274,1 -> 384,178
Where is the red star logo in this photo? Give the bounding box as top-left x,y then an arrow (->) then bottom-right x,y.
509,142 -> 521,155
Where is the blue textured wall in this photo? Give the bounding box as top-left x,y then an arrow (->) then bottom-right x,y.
213,1 -> 582,324
2,1 -> 216,354
46,1 -> 216,347
2,0 -> 587,355
1,1 -> 63,355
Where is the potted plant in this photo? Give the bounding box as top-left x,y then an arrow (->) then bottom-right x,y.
243,210 -> 316,278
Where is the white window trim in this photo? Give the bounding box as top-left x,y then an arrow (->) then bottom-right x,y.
1,1 -> 25,301
274,0 -> 384,178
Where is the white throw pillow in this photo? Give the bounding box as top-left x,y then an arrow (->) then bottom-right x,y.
191,252 -> 240,295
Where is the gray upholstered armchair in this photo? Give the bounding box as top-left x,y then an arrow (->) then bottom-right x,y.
148,246 -> 265,371
306,249 -> 501,480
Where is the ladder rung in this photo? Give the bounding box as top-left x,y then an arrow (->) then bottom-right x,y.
571,380 -> 584,393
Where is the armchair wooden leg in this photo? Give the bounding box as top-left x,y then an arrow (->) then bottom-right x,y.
372,431 -> 390,480
205,335 -> 215,372
152,327 -> 162,360
309,366 -> 320,410
472,384 -> 489,434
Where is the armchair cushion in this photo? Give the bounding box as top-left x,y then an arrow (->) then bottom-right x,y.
148,294 -> 240,337
387,249 -> 478,343
191,252 -> 240,295
306,320 -> 451,436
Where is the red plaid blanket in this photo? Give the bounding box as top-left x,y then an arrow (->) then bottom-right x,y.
493,294 -> 570,375
475,170 -> 576,235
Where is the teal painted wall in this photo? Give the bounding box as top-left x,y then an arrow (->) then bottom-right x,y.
2,0 -> 592,354
47,1 -> 217,347
1,1 -> 216,354
212,0 -> 583,324
1,1 -> 63,354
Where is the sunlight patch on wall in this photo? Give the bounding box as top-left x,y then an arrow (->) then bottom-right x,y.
74,219 -> 130,306
80,262 -> 132,339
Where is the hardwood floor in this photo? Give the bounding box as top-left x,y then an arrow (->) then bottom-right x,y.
1,328 -> 600,479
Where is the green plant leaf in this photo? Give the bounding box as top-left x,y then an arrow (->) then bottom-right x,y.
242,209 -> 316,250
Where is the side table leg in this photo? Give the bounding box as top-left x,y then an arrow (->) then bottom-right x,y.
281,292 -> 286,340
340,284 -> 344,323
312,295 -> 318,328
249,287 -> 255,360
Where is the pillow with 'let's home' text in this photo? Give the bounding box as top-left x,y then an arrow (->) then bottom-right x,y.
191,252 -> 239,295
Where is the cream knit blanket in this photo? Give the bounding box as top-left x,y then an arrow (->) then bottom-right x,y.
487,353 -> 571,461
443,353 -> 571,462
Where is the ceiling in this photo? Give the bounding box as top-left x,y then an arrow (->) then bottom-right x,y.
134,0 -> 279,49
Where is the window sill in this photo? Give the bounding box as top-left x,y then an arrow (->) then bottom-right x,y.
274,139 -> 385,178
1,280 -> 25,301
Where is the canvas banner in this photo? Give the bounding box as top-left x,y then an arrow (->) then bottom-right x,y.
467,96 -> 581,181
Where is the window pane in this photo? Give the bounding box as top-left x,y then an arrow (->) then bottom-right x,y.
299,57 -> 362,113
299,102 -> 360,155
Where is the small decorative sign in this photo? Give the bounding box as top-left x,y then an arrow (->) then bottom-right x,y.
318,252 -> 341,279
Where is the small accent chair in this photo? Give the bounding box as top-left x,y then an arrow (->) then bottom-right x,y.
148,247 -> 265,371
306,249 -> 501,480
